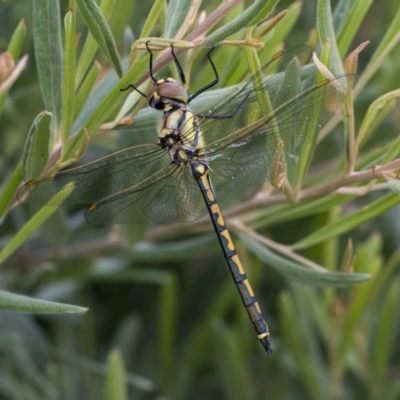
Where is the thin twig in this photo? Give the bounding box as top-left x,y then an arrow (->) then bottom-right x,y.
148,159 -> 400,239
230,219 -> 328,271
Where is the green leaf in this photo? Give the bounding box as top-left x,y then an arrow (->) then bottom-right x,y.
33,0 -> 63,128
0,162 -> 23,220
158,274 -> 178,386
336,0 -> 374,57
7,19 -> 27,60
74,60 -> 101,120
387,178 -> 400,195
372,280 -> 400,382
259,1 -> 301,58
75,0 -> 116,88
336,235 -> 383,364
0,19 -> 27,115
140,0 -> 165,39
248,0 -> 278,25
164,0 -> 192,38
357,88 -> 400,148
22,110 -> 52,181
106,349 -> 128,400
61,10 -> 76,157
0,289 -> 88,313
354,12 -> 400,96
212,320 -> 251,400
279,291 -> 324,400
238,232 -> 370,287
292,192 -> 400,250
65,53 -> 150,159
316,0 -> 344,76
51,348 -> 155,392
250,195 -> 356,229
203,0 -> 274,47
76,0 -> 123,78
370,5 -> 400,64
0,184 -> 74,264
129,235 -> 219,262
223,1 -> 302,87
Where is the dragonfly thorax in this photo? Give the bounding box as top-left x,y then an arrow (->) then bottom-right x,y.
158,106 -> 203,165
148,78 -> 189,111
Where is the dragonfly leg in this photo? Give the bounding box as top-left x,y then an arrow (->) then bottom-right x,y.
120,84 -> 147,98
146,40 -> 157,84
120,40 -> 159,96
188,47 -> 218,103
170,43 -> 187,89
197,91 -> 252,120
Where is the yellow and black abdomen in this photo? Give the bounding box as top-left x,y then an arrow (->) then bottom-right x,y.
191,161 -> 272,353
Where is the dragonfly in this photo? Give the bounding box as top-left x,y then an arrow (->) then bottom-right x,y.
19,41 -> 352,353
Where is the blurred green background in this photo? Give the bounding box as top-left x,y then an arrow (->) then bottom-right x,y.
0,0 -> 400,399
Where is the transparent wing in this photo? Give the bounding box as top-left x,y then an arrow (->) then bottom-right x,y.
205,75 -> 352,184
18,144 -> 167,206
178,47 -> 352,184
85,164 -> 206,224
18,143 -> 207,224
192,47 -> 312,125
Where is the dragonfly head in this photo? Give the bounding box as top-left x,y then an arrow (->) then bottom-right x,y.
148,78 -> 189,110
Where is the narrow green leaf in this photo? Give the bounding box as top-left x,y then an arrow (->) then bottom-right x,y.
106,349 -> 128,400
74,60 -> 101,119
245,46 -> 273,120
387,178 -> 400,195
140,0 -> 165,38
212,320 -> 250,400
164,0 -> 192,38
257,1 -> 301,60
372,281 -> 400,382
75,0 -> 116,88
158,274 -> 178,386
203,0 -> 273,47
316,0 -> 344,76
0,18 -> 27,114
238,233 -> 370,287
223,1 -> 302,87
0,289 -> 88,313
336,0 -> 374,57
292,192 -> 400,250
294,43 -> 332,192
65,53 -> 150,159
7,19 -> 27,60
336,236 -> 382,364
33,0 -> 63,128
279,292 -> 324,400
0,162 -> 23,220
370,5 -> 400,64
382,134 -> 400,163
112,314 -> 143,359
89,268 -> 170,285
22,110 -> 52,181
249,0 -> 278,25
123,26 -> 135,56
61,10 -> 76,157
76,0 -> 123,77
129,235 -> 219,263
0,185 -> 74,264
357,88 -> 400,148
250,195 -> 356,229
51,348 -> 155,391
354,25 -> 400,97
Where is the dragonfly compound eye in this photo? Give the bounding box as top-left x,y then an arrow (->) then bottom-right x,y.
149,81 -> 189,110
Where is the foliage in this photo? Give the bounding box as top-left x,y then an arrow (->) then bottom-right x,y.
0,0 -> 400,398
